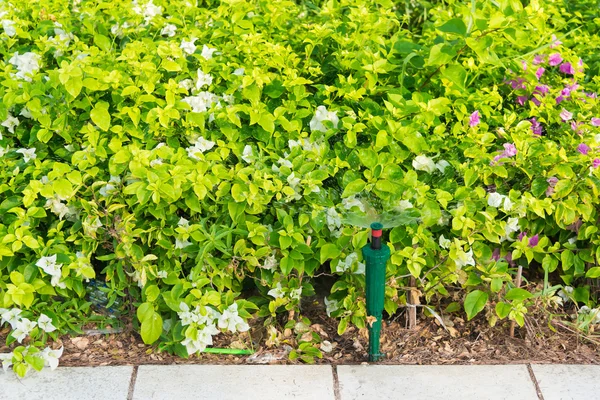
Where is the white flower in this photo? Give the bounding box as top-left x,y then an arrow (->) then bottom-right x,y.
156,270 -> 167,279
182,323 -> 220,354
397,199 -> 414,211
233,68 -> 245,76
324,297 -> 339,317
336,253 -> 364,274
455,248 -> 475,269
9,52 -> 41,81
278,158 -> 293,168
222,94 -> 234,104
186,136 -> 216,159
435,160 -> 450,173
16,148 -> 36,162
180,37 -> 197,54
0,145 -> 8,157
1,113 -> 19,133
20,107 -> 32,118
132,0 -> 162,22
0,308 -> 22,329
200,44 -> 217,60
487,192 -> 504,208
326,207 -> 341,231
262,254 -> 277,271
195,69 -> 213,89
505,217 -> 520,237
182,91 -> 221,113
45,197 -> 70,220
2,20 -> 16,36
412,155 -> 436,173
309,105 -> 339,132
268,283 -> 285,299
175,238 -> 192,249
218,303 -> 249,333
242,145 -> 253,163
342,196 -> 365,212
290,288 -> 302,300
557,286 -> 573,303
439,235 -> 451,249
503,196 -> 513,211
0,352 -> 13,372
37,314 -> 57,333
99,184 -> 116,197
12,318 -> 37,343
287,172 -> 300,188
150,158 -> 163,167
179,79 -> 194,91
40,346 -> 63,370
160,23 -> 177,37
36,255 -> 64,287
178,217 -> 190,227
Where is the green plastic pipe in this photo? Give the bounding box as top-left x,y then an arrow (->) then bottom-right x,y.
200,348 -> 255,355
362,222 -> 390,362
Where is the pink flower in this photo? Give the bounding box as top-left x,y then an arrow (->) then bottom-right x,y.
535,67 -> 545,80
593,159 -> 600,168
556,96 -> 564,104
533,54 -> 545,65
532,97 -> 541,106
528,234 -> 539,247
560,109 -> 573,121
516,95 -> 528,106
548,53 -> 563,66
550,34 -> 562,49
546,176 -> 558,196
469,111 -> 480,127
559,62 -> 575,75
492,248 -> 501,261
518,231 -> 527,241
591,117 -> 600,127
530,118 -> 543,136
577,143 -> 590,155
503,143 -> 517,157
534,85 -> 550,95
571,121 -> 582,134
506,78 -> 526,90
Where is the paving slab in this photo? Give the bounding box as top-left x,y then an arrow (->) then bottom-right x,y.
531,364 -> 600,400
0,366 -> 133,400
133,364 -> 335,400
337,364 -> 539,400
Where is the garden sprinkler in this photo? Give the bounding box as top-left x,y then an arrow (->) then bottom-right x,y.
362,222 -> 390,362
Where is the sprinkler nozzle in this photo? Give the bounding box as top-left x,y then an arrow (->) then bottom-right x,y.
370,222 -> 383,250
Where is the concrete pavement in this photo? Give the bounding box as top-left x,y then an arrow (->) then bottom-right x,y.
1,363 -> 597,399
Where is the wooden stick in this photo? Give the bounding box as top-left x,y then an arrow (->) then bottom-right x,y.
509,265 -> 523,338
408,276 -> 417,330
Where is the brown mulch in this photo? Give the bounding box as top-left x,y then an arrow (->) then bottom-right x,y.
2,300 -> 599,367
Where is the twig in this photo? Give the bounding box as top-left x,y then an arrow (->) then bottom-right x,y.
408,276 -> 418,330
510,264 -> 523,338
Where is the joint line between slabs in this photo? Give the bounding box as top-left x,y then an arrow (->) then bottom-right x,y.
127,365 -> 139,400
332,365 -> 341,400
527,364 -> 545,400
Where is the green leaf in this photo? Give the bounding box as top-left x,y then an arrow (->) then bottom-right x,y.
145,285 -> 160,302
141,312 -> 163,344
561,250 -> 574,271
320,244 -> 341,264
421,200 -> 441,227
464,290 -> 488,320
427,43 -> 457,67
438,18 -> 467,36
505,288 -> 533,301
90,102 -> 111,131
94,34 -> 112,52
441,64 -> 466,90
495,302 -> 511,319
137,302 -> 154,323
342,179 -> 366,198
585,267 -> 600,278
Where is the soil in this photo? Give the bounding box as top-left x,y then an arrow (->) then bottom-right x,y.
2,295 -> 599,367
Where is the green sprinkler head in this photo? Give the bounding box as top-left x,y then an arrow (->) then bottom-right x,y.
362,222 -> 391,362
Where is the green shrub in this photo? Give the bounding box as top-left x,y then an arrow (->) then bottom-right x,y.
1,0 -> 600,375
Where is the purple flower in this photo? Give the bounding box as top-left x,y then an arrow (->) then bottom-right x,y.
550,34 -> 562,49
535,67 -> 545,80
518,231 -> 527,241
567,219 -> 582,234
556,95 -> 565,104
546,176 -> 558,196
534,85 -> 550,95
593,158 -> 600,168
532,97 -> 541,106
587,92 -> 598,99
591,117 -> 600,127
571,121 -> 582,134
506,78 -> 526,90
530,118 -> 543,136
559,62 -> 575,75
548,53 -> 563,66
533,55 -> 545,65
577,143 -> 590,155
492,248 -> 501,261
503,143 -> 517,157
516,95 -> 528,106
505,251 -> 515,266
528,234 -> 539,247
470,111 -> 480,127
560,109 -> 573,121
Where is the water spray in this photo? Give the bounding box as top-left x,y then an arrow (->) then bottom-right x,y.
362,222 -> 390,362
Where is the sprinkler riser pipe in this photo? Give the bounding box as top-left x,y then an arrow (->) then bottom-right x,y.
362,227 -> 390,362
